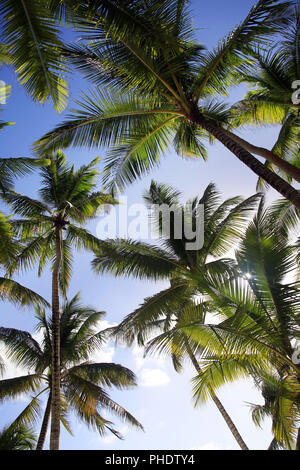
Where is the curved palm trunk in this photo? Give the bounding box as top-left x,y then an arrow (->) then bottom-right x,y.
36,392 -> 52,450
222,129 -> 300,183
50,227 -> 62,450
184,338 -> 249,450
191,112 -> 300,210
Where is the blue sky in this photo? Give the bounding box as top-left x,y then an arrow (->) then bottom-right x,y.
0,0 -> 288,450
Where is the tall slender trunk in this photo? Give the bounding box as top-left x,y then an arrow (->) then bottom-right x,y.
50,227 -> 62,450
222,129 -> 300,183
191,112 -> 300,210
296,428 -> 300,450
184,338 -> 249,451
36,392 -> 52,450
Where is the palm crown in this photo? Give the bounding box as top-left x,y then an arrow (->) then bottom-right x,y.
90,181 -> 261,449
181,200 -> 300,449
0,293 -> 142,449
34,0 -> 300,208
92,181 -> 261,338
4,151 -> 115,294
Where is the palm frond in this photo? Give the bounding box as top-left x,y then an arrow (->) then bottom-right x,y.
0,277 -> 50,308
2,0 -> 68,111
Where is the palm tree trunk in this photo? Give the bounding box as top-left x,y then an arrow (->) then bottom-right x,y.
184,338 -> 249,450
50,227 -> 62,450
36,392 -> 51,450
222,129 -> 300,183
296,428 -> 300,450
191,112 -> 300,210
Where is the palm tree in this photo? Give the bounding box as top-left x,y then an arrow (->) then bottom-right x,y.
0,424 -> 36,450
91,180 -> 261,449
2,151 -> 117,449
228,5 -> 300,189
34,0 -> 300,208
180,199 -> 300,449
0,293 -> 142,450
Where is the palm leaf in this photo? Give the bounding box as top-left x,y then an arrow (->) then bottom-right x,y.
2,0 -> 68,111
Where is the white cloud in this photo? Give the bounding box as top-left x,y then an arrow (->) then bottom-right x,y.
131,344 -> 166,370
190,442 -> 221,450
96,319 -> 118,331
140,368 -> 170,387
91,345 -> 115,363
88,318 -> 118,364
190,442 -> 236,450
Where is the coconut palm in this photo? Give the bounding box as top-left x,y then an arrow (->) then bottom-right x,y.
34,0 -> 300,208
0,293 -> 142,450
180,199 -> 300,449
91,180 -> 262,449
228,5 -> 300,190
0,423 -> 36,450
2,151 -> 117,449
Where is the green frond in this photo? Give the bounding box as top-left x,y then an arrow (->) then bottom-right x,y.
0,423 -> 37,450
102,113 -> 179,193
65,224 -> 101,252
0,43 -> 12,66
9,394 -> 42,430
2,0 -> 68,111
34,88 -> 180,154
2,191 -> 51,219
0,326 -> 42,370
0,374 -> 42,402
113,281 -> 191,345
173,120 -> 208,160
64,373 -> 142,432
0,212 -> 18,266
0,157 -> 50,193
191,354 -> 274,405
67,362 -> 137,390
205,193 -> 262,258
192,0 -> 292,100
7,229 -> 54,275
92,238 -> 178,281
0,277 -> 50,308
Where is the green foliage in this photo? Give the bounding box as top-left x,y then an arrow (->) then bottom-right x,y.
34,0 -> 294,193
231,6 -> 300,189
0,293 -> 143,446
1,0 -> 68,112
2,152 -> 117,295
182,201 -> 300,449
0,423 -> 36,450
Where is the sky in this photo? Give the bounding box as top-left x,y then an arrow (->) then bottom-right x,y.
0,0 -> 291,450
